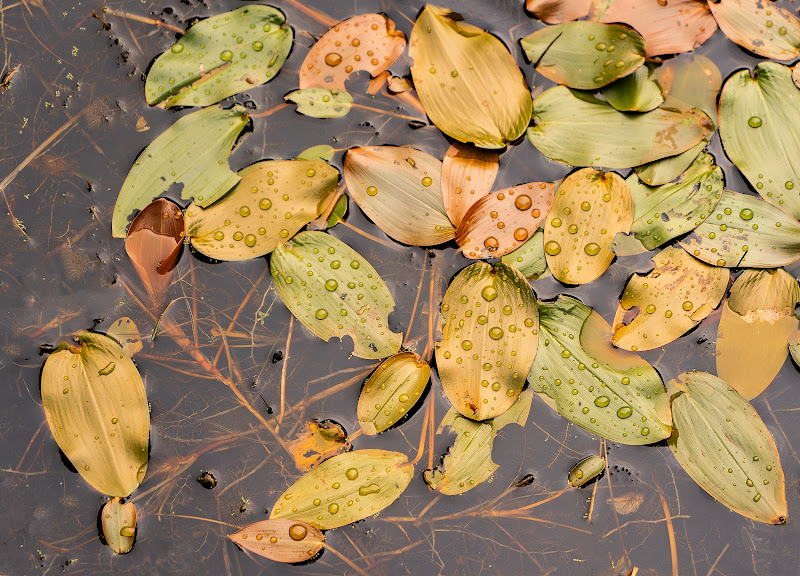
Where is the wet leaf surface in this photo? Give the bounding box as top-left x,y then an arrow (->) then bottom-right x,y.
228,519 -> 324,563
441,142 -> 499,227
709,0 -> 800,60
101,497 -> 137,554
285,88 -> 353,118
501,228 -> 548,280
286,419 -> 351,472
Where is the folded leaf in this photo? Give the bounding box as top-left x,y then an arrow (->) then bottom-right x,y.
709,0 -> 800,60
228,519 -> 324,563
441,142 -> 499,227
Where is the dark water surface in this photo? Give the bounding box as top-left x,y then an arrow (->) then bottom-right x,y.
1,1 -> 799,574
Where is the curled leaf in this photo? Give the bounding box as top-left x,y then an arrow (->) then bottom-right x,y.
569,455 -> 605,488
501,228 -> 548,280
228,519 -> 324,563
286,420 -> 351,472
101,498 -> 137,554
441,142 -> 499,227
708,0 -> 800,60
285,88 -> 353,118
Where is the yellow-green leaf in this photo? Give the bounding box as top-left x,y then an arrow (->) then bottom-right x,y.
101,498 -> 137,554
569,455 -> 605,488
501,228 -> 548,280
602,65 -> 664,113
228,519 -> 324,563
285,88 -> 353,119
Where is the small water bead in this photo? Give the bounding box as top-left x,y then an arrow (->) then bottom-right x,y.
359,483 -> 380,496
748,116 -> 762,128
313,498 -> 321,506
481,286 -> 498,302
366,185 -> 378,196
568,224 -> 578,234
421,177 -> 433,187
484,236 -> 499,249
259,198 -> 272,210
171,43 -> 184,53
350,260 -> 360,269
596,42 -> 607,50
646,304 -> 656,314
515,195 -> 532,211
280,229 -> 290,238
524,318 -> 535,327
561,349 -> 571,358
477,315 -> 489,325
779,27 -> 788,35
786,181 -> 795,190
306,169 -> 316,178
488,327 -> 504,340
325,279 -> 338,292
640,427 -> 650,436
513,228 -> 528,242
584,243 -> 600,256
740,208 -> 754,220
269,536 -> 278,543
328,503 -> 339,514
345,468 -> 359,480
220,50 -> 234,61
503,305 -> 513,315
239,206 -> 251,217
544,241 -> 562,256
213,231 -> 225,241
482,362 -> 492,371
682,301 -> 693,311
461,340 -> 473,350
111,418 -> 119,424
594,396 -> 610,408
551,217 -> 562,227
244,234 -> 257,247
617,406 -> 633,419
252,41 -> 264,52
233,231 -> 244,242
325,52 -> 342,66
315,309 -> 328,320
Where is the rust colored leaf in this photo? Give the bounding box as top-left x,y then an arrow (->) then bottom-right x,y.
526,0 -> 593,23
299,14 -> 406,90
228,519 -> 324,563
708,0 -> 800,60
456,182 -> 554,260
441,142 -> 499,227
285,419 -> 351,472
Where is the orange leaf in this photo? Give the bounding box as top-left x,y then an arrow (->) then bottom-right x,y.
526,0 -> 593,24
286,419 -> 351,472
228,519 -> 324,564
441,142 -> 499,227
299,14 -> 406,90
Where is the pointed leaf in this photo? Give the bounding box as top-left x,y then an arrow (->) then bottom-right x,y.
285,88 -> 353,119
326,194 -> 348,228
269,449 -> 414,529
343,146 -> 454,246
602,65 -> 664,113
286,420 -> 350,472
544,168 -> 632,285
528,87 -> 713,168
101,498 -> 137,554
112,105 -> 248,237
708,0 -> 800,60
145,6 -> 292,107
529,295 -> 672,444
456,182 -> 554,259
106,317 -> 143,357
680,190 -> 800,269
612,246 -> 729,351
41,332 -> 149,497
441,142 -> 499,227
667,371 -> 787,524
298,14 -> 406,91
520,22 -> 645,90
228,519 -> 324,563
297,145 -> 334,163
186,160 -> 339,261
435,262 -> 539,421
270,231 -> 402,359
525,0 -> 593,24
409,5 -> 532,149
501,228 -> 548,280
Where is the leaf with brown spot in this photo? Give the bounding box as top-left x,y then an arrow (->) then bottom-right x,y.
544,169 -> 632,285
106,317 -> 143,357
299,14 -> 406,91
228,519 -> 324,563
708,0 -> 800,60
457,182 -> 553,260
525,0 -> 593,23
101,498 -> 137,554
612,246 -> 729,351
286,419 -> 351,472
441,142 -> 499,227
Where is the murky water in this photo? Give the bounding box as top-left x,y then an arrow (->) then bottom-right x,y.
1,0 -> 799,574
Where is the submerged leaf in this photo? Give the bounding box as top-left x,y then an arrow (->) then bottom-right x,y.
521,22 -> 645,90
709,0 -> 800,60
612,247 -> 729,351
101,498 -> 137,554
602,65 -> 664,113
285,88 -> 353,118
529,295 -> 672,445
112,105 -> 248,237
228,519 -> 324,563
569,455 -> 605,488
436,263 -> 539,421
667,371 -> 787,524
145,6 -> 292,107
286,420 -> 351,472
501,228 -> 548,280
343,146 -> 454,246
409,5 -> 532,148
106,317 -> 143,357
270,449 -> 413,529
270,231 -> 402,359
441,142 -> 499,227
525,0 -> 593,24
185,160 -> 339,261
41,332 -> 149,496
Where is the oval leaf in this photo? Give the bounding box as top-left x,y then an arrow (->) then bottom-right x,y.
667,371 -> 787,524
435,262 -> 539,421
228,519 -> 324,563
41,332 -> 149,496
525,0 -> 593,24
269,449 -> 413,529
709,0 -> 800,60
270,231 -> 402,359
601,65 -> 664,113
569,455 -> 605,488
441,142 -> 499,227
409,5 -> 532,149
285,88 -> 353,118
529,295 -> 672,445
101,497 -> 137,554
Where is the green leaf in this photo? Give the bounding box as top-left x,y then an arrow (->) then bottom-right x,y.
424,389 -> 533,495
667,371 -> 787,524
680,190 -> 800,268
326,195 -> 348,228
269,449 -> 414,529
185,160 -> 339,261
41,332 -> 149,496
296,145 -> 334,162
270,231 -> 402,359
435,262 -> 539,421
719,62 -> 800,219
602,65 -> 664,112
145,6 -> 292,108
228,520 -> 324,563
409,5 -> 532,149
112,105 -> 248,238
520,21 -> 645,90
528,295 -> 672,445
285,88 -> 353,118
528,88 -> 713,169
708,0 -> 800,60
101,498 -> 137,554
628,152 -> 724,250
501,228 -> 548,280
568,455 -> 605,488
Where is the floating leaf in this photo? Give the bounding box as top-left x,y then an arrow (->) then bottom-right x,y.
501,228 -> 548,280
719,62 -> 800,219
185,160 -> 339,261
680,190 -> 800,269
612,246 -> 729,351
112,105 -> 248,237
708,0 -> 800,60
424,389 -> 533,495
667,371 -> 787,524
520,22 -> 645,90
529,295 -> 672,444
343,146 -> 454,246
441,142 -> 499,227
456,182 -> 554,259
569,455 -> 605,488
101,498 -> 137,554
297,145 -> 335,162
299,14 -> 406,91
270,231 -> 402,359
145,6 -> 292,108
228,519 -> 324,563
544,168 -> 632,285
41,332 -> 149,497
525,0 -> 593,24
106,317 -> 143,357
357,352 -> 430,435
285,88 -> 353,118
409,5 -> 532,149
717,269 -> 799,399
600,0 -> 717,57
528,88 -> 712,169
270,449 -> 413,529
326,195 -> 348,228
602,65 -> 664,113
628,152 -> 723,251
435,262 -> 539,421
286,419 -> 351,472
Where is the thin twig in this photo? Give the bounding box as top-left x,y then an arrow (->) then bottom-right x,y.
278,316 -> 294,425
103,8 -> 184,34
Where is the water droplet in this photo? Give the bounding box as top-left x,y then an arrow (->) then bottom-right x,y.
313,498 -> 321,506
280,229 -> 289,238
220,50 -> 233,61
252,41 -> 264,52
366,185 -> 378,196
233,231 -> 244,241
421,176 -> 433,187
328,502 -> 339,514
515,195 -> 532,211
739,208 -> 754,221
568,224 -> 578,234
111,418 -> 119,424
477,315 -> 488,325
481,286 -> 498,302
617,406 -> 633,419
62,388 -> 68,394
243,234 -> 256,247
596,42 -> 607,51
561,349 -> 571,358
551,217 -> 562,227
489,327 -> 504,340
315,309 -> 328,320
359,483 -> 380,496
484,236 -> 499,250
213,231 -> 225,241
503,305 -> 513,315
513,228 -> 528,242
786,181 -> 795,190
325,52 -> 342,66
269,536 -> 278,543
594,396 -> 610,408
779,27 -> 787,35
748,116 -> 762,128
584,243 -> 600,256
399,394 -> 409,403
350,260 -> 360,269
259,198 -> 272,210
461,340 -> 473,350
581,201 -> 591,211
238,205 -> 251,217
646,304 -> 656,314
171,43 -> 184,53
345,468 -> 359,480
682,301 -> 693,311
544,241 -> 561,256
640,427 -> 650,436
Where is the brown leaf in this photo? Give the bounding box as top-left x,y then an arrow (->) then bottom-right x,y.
299,14 -> 406,90
708,0 -> 800,60
526,0 -> 593,24
441,142 -> 499,227
607,491 -> 645,515
135,116 -> 150,132
285,419 -> 351,472
228,519 -> 324,563
456,182 -> 554,259
106,317 -> 143,357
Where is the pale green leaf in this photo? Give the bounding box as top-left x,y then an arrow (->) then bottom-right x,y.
285,88 -> 352,118
501,228 -> 548,280
602,65 -> 664,112
326,195 -> 348,228
296,145 -> 334,162
569,455 -> 605,488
